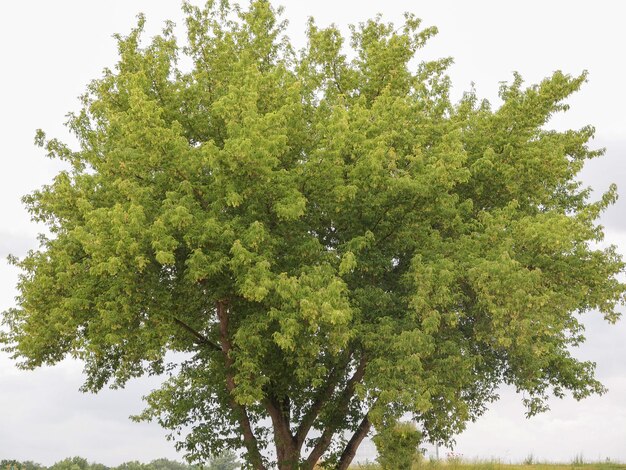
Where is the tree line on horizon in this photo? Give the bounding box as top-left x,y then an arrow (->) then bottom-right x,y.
0,455 -> 238,470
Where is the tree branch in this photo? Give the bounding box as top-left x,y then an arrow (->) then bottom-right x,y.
295,354 -> 351,450
337,415 -> 372,470
332,60 -> 345,95
304,353 -> 368,467
216,301 -> 266,470
173,316 -> 221,351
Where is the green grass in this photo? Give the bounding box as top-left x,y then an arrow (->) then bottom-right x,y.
348,461 -> 626,470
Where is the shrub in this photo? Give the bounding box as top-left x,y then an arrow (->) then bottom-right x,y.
373,422 -> 422,469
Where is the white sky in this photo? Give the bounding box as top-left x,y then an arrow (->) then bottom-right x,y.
1,0 -> 625,466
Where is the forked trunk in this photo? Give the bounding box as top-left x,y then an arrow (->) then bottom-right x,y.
275,443 -> 301,470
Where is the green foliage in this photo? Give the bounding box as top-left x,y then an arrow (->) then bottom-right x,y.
49,457 -> 93,470
0,458 -> 225,470
114,462 -> 150,470
2,0 -> 624,469
373,421 -> 422,469
207,451 -> 239,470
1,461 -> 45,470
147,459 -> 197,470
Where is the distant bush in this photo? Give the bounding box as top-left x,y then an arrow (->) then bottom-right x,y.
49,457 -> 95,470
1,460 -> 45,470
205,452 -> 238,470
147,459 -> 195,470
0,454 -> 238,470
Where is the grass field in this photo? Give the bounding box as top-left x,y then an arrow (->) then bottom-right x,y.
348,461 -> 626,470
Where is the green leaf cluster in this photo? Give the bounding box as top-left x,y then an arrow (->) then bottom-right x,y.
372,421 -> 422,470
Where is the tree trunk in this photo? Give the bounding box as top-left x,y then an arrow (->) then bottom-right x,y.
217,300 -> 266,470
265,395 -> 300,470
337,416 -> 372,470
276,444 -> 300,470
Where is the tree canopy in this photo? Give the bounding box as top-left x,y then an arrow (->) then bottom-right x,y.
2,1 -> 624,469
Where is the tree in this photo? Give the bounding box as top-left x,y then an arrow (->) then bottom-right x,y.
2,1 -> 624,469
1,461 -> 45,470
114,463 -> 148,470
49,458 -> 95,470
208,452 -> 240,470
148,459 -> 197,470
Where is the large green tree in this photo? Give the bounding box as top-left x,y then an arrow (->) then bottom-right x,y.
3,1 -> 624,469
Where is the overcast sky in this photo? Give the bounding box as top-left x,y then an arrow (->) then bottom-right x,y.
1,0 -> 625,466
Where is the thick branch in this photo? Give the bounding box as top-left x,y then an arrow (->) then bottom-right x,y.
216,301 -> 266,470
337,415 -> 372,470
304,354 -> 368,467
331,60 -> 344,95
264,395 -> 298,469
173,317 -> 221,351
295,355 -> 350,450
